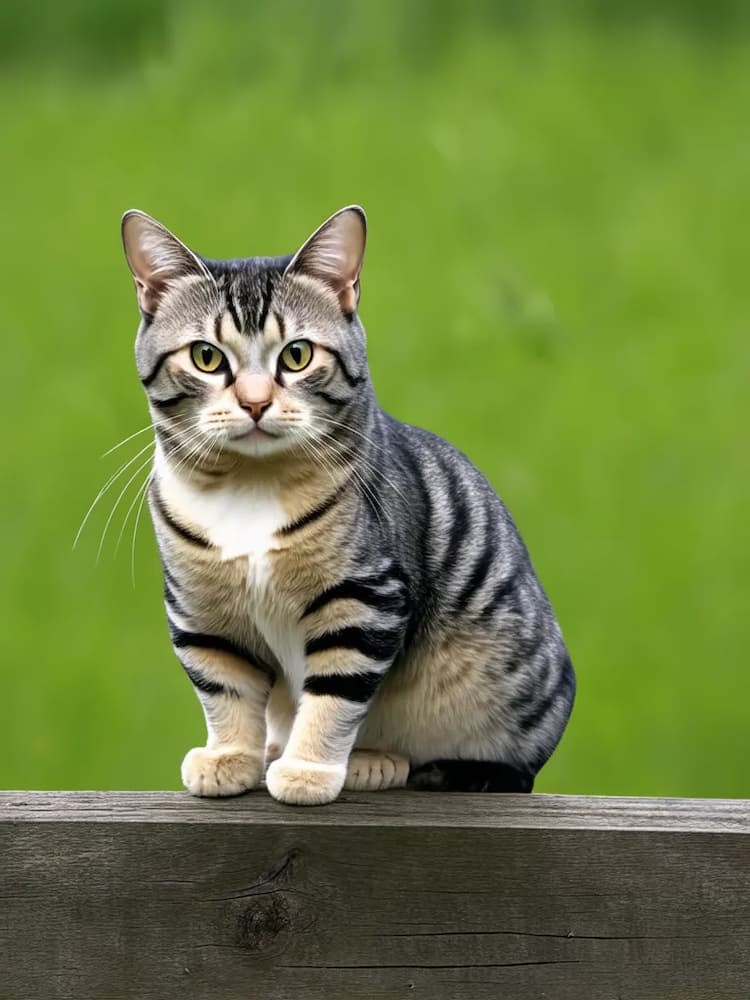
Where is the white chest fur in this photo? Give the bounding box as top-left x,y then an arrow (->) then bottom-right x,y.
157,456 -> 307,694
158,458 -> 285,584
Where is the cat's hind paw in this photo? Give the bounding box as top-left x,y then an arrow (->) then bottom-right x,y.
345,749 -> 410,791
181,747 -> 263,797
265,757 -> 346,806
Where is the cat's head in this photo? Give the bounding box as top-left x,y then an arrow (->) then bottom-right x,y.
121,207 -> 369,464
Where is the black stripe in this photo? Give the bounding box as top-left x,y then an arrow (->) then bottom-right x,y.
326,347 -> 363,387
163,565 -> 185,612
151,392 -> 189,411
438,460 -> 472,575
257,271 -> 273,334
503,623 -> 546,676
402,442 -> 432,558
477,570 -> 520,622
302,577 -> 406,619
516,653 -> 575,732
164,578 -> 185,615
180,661 -> 228,697
154,425 -> 179,455
397,441 -> 433,646
273,310 -> 285,339
226,293 -> 242,333
303,671 -> 383,703
314,388 -> 349,407
170,625 -> 274,682
141,349 -> 177,387
454,515 -> 496,611
305,625 -> 402,661
163,564 -> 181,592
278,477 -> 351,535
149,481 -> 211,548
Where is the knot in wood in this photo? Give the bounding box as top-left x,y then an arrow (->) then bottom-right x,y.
235,893 -> 291,952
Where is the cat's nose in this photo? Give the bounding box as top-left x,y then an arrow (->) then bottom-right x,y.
235,373 -> 273,423
244,400 -> 271,423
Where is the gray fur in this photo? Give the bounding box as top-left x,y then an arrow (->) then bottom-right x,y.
121,206 -> 575,801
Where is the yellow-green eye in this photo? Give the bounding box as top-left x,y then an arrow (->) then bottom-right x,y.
190,341 -> 225,373
279,340 -> 313,373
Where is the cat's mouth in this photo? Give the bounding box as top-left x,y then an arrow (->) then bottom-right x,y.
232,426 -> 278,440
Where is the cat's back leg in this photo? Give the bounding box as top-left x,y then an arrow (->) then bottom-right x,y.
344,749 -> 410,791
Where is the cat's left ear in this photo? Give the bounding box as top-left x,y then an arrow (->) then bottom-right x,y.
121,209 -> 212,319
286,206 -> 367,314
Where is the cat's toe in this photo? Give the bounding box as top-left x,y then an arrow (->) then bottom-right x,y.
345,749 -> 410,791
181,747 -> 263,797
265,757 -> 346,806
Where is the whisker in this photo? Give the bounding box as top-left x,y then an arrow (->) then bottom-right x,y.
130,471 -> 153,587
301,430 -> 387,533
73,439 -> 156,550
102,424 -> 153,458
96,454 -> 155,563
102,412 -> 201,459
114,463 -> 155,556
315,414 -> 389,455
297,434 -> 342,499
313,415 -> 409,502
313,425 -> 408,506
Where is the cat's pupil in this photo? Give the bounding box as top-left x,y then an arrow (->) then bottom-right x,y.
290,345 -> 301,364
202,348 -> 213,366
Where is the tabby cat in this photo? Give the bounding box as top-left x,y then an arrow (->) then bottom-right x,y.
121,206 -> 575,805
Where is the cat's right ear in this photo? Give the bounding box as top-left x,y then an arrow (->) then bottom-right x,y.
121,210 -> 211,318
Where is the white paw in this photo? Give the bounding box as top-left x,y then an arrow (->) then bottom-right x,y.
181,747 -> 263,798
345,749 -> 410,791
265,757 -> 346,806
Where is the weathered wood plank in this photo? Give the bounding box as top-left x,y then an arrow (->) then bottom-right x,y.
1,791 -> 748,1000
3,789 -> 748,831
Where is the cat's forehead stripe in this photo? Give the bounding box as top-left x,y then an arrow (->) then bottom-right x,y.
225,292 -> 242,334
263,310 -> 284,344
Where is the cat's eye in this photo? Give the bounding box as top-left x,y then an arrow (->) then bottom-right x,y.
190,341 -> 225,373
279,340 -> 313,373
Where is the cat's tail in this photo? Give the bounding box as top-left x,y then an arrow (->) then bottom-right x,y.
407,759 -> 534,793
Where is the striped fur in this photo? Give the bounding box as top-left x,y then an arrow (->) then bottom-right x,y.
121,206 -> 575,804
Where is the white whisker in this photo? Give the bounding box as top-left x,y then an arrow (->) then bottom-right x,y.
130,471 -> 153,587
102,423 -> 153,458
96,454 -> 155,563
73,439 -> 156,550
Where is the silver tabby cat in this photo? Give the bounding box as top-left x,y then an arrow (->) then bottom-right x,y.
121,205 -> 575,805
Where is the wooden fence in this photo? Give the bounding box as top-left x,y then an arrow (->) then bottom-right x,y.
1,791 -> 748,999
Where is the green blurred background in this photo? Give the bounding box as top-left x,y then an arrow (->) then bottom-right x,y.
1,1 -> 748,797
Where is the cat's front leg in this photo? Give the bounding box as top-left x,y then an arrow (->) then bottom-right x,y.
176,643 -> 273,797
266,642 -> 403,806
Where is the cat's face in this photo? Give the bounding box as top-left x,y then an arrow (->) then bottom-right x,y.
122,208 -> 368,464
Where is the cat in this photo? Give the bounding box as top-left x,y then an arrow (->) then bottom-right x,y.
121,205 -> 575,805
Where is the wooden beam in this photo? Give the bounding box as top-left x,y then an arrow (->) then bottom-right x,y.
1,792 -> 748,999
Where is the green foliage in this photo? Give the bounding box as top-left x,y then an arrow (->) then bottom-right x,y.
1,3 -> 748,796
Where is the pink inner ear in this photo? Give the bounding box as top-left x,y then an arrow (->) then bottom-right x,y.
287,207 -> 366,313
338,282 -> 359,314
135,276 -> 163,317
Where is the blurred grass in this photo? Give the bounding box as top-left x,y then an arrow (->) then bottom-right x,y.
1,1 -> 748,796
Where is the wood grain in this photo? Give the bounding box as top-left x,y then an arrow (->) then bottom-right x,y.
1,791 -> 748,999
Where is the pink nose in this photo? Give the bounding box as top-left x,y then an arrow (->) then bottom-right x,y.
244,400 -> 271,422
235,373 -> 273,423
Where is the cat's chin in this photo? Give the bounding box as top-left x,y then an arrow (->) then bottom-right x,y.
223,428 -> 294,458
